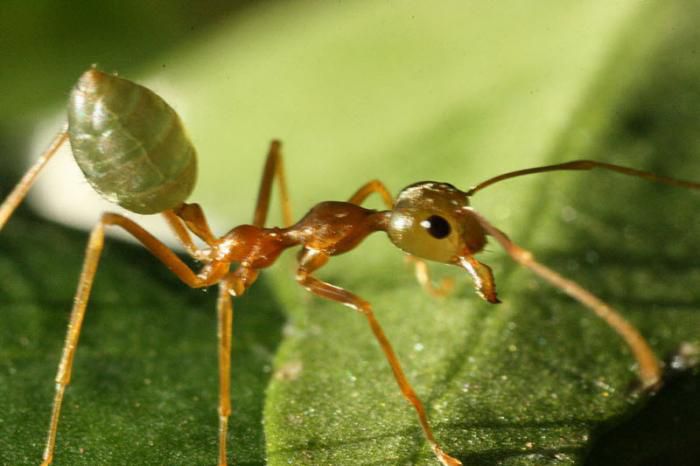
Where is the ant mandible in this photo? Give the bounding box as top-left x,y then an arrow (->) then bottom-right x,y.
2,68 -> 698,466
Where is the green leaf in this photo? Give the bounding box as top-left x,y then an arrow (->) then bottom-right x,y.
1,1 -> 699,465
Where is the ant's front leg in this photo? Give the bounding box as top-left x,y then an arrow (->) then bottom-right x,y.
294,248 -> 462,466
470,208 -> 662,391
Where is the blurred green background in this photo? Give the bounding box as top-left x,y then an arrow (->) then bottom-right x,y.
1,1 -> 699,465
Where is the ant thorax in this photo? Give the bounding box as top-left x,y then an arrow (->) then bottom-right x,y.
284,201 -> 388,256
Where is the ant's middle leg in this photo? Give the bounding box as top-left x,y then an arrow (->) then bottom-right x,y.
214,266 -> 258,466
294,248 -> 462,466
405,255 -> 456,298
215,278 -> 233,466
40,212 -> 226,465
348,179 -> 394,208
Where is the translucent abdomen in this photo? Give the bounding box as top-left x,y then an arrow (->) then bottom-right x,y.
67,69 -> 197,214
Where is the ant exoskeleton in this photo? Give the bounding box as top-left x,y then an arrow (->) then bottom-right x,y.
2,68 -> 698,466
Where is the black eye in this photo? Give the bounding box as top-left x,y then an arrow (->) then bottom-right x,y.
420,215 -> 451,239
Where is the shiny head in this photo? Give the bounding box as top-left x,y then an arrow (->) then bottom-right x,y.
387,182 -> 486,262
386,181 -> 498,302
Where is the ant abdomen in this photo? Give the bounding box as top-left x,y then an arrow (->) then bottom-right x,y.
67,68 -> 197,214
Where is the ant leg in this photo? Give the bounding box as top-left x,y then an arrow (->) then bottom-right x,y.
469,208 -> 662,390
348,181 -> 452,297
457,255 -> 499,303
129,218 -> 250,466
406,255 -> 455,298
467,159 -> 700,195
253,140 -> 293,228
171,204 -> 216,244
99,213 -> 227,287
216,279 -> 234,466
295,249 -> 462,466
162,209 -> 206,258
0,126 -> 68,230
163,204 -> 218,262
348,179 -> 394,208
215,267 -> 258,466
40,212 -> 225,465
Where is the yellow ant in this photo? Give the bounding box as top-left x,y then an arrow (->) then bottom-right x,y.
2,68 -> 698,465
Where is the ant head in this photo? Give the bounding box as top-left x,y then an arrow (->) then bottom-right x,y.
386,182 -> 487,264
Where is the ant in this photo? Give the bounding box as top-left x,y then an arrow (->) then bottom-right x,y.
1,68 -> 698,466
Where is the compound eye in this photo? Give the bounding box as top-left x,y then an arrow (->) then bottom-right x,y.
420,215 -> 451,239
387,209 -> 461,263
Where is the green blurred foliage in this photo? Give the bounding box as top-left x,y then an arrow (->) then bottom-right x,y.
0,1 -> 264,122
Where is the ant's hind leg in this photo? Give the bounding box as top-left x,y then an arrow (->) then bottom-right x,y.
0,126 -> 68,230
40,212 -> 219,465
295,249 -> 462,466
41,217 -> 107,465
